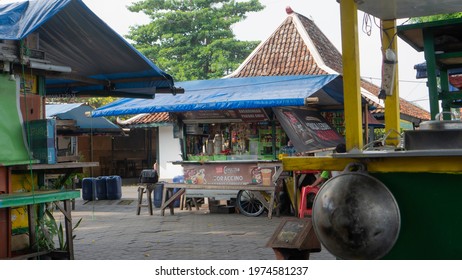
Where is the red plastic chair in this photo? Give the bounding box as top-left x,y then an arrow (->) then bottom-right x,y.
298,185 -> 319,218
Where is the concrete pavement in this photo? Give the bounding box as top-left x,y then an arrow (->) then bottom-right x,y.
70,185 -> 335,260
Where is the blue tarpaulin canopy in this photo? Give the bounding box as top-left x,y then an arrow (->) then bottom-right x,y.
92,75 -> 346,117
0,0 -> 179,97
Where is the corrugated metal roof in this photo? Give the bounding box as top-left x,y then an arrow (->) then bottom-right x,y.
0,0 -> 178,98
46,103 -> 121,132
46,103 -> 84,117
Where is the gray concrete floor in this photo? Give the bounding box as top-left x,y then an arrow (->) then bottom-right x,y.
68,185 -> 335,260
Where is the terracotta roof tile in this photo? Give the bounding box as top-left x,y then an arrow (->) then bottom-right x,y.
361,80 -> 430,120
232,16 -> 328,77
135,113 -> 173,124
118,112 -> 174,127
297,15 -> 343,74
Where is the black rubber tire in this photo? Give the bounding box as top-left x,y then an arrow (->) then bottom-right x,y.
236,190 -> 265,217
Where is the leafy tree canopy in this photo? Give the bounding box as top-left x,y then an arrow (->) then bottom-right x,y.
46,96 -> 117,109
126,0 -> 264,81
409,12 -> 462,23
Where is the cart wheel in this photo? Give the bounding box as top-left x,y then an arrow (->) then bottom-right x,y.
236,190 -> 264,217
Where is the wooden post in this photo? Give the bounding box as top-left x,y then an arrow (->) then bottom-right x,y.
382,19 -> 401,146
340,0 -> 363,151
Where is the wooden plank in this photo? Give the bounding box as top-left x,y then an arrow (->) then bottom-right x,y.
282,155 -> 462,173
63,200 -> 74,260
0,209 -> 10,258
57,156 -> 81,163
163,183 -> 274,191
0,190 -> 80,208
10,162 -> 98,171
160,188 -> 185,216
5,250 -> 51,260
27,205 -> 36,254
21,162 -> 99,170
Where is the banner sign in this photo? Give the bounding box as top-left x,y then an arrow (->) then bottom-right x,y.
181,109 -> 268,122
182,163 -> 273,186
273,107 -> 344,152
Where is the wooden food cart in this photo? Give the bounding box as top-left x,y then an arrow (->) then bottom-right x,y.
92,76 -> 348,218
160,105 -> 345,218
282,0 -> 462,259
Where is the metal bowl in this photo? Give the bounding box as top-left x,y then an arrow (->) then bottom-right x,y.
312,172 -> 400,259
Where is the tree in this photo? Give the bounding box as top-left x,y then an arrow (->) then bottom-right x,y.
410,12 -> 462,23
46,96 -> 117,110
126,0 -> 264,81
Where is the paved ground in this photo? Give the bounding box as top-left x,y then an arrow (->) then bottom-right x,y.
70,184 -> 335,260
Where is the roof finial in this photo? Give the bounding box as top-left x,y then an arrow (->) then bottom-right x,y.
286,6 -> 294,14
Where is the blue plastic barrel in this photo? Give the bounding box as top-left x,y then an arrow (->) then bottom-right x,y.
172,188 -> 181,207
95,176 -> 107,200
153,180 -> 181,208
153,182 -> 164,208
82,177 -> 96,201
172,175 -> 184,207
106,175 -> 122,200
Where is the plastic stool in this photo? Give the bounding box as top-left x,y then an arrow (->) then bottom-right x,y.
298,186 -> 319,218
136,184 -> 155,215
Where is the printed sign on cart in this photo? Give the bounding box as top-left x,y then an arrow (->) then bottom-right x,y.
273,107 -> 344,153
183,163 -> 273,186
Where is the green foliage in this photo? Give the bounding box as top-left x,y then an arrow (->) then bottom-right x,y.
43,172 -> 85,191
127,0 -> 264,81
34,208 -> 58,251
409,12 -> 462,23
46,97 -> 117,109
34,207 -> 82,251
45,96 -> 118,121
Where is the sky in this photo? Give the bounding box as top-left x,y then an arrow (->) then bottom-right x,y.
1,0 -> 430,111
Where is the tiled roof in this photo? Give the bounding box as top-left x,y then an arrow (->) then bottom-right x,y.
230,17 -> 329,77
117,112 -> 174,127
361,80 -> 430,120
228,8 -> 430,121
297,15 -> 343,74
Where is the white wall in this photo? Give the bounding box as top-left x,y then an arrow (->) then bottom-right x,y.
158,126 -> 183,181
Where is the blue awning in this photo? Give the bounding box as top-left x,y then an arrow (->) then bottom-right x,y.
0,0 -> 178,97
92,75 -> 346,117
414,62 -> 462,79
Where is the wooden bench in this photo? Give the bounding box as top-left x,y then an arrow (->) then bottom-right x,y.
160,183 -> 277,219
0,190 -> 80,259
